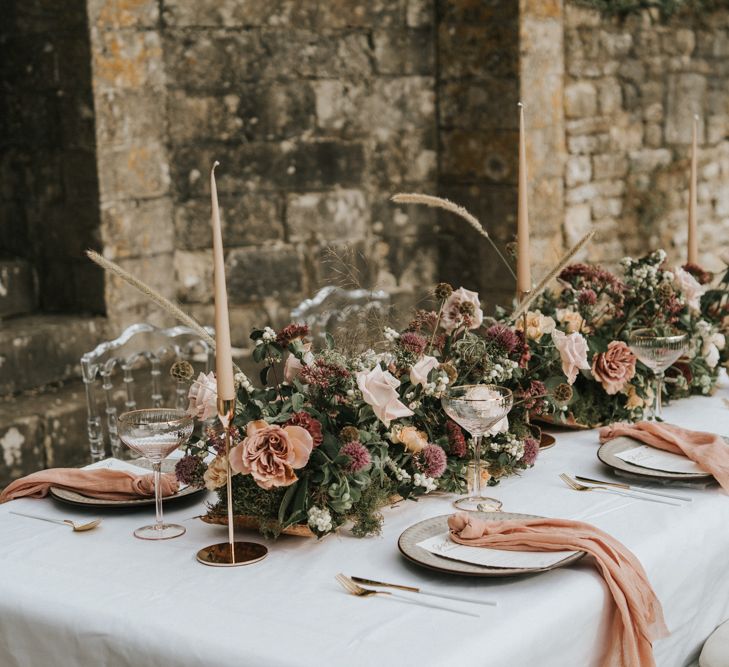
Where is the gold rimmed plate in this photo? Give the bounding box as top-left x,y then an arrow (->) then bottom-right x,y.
398,512 -> 586,577
49,483 -> 204,508
597,436 -> 716,482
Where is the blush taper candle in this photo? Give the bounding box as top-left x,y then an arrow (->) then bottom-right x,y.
688,114 -> 699,265
517,103 -> 531,298
210,162 -> 235,401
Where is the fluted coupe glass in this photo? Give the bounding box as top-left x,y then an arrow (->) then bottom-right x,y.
628,328 -> 688,420
118,409 -> 194,540
442,385 -> 513,511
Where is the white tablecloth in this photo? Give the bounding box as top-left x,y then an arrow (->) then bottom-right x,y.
1,376 -> 728,667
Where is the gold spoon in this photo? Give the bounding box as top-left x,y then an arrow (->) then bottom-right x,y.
10,511 -> 102,532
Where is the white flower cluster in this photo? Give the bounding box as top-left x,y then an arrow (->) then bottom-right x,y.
488,432 -> 524,458
307,506 -> 333,533
386,458 -> 411,482
413,473 -> 437,493
234,372 -> 255,393
384,327 -> 400,342
404,390 -> 421,411
261,327 -> 277,343
622,251 -> 672,292
484,358 -> 518,383
421,370 -> 450,398
352,349 -> 395,372
696,320 -> 725,369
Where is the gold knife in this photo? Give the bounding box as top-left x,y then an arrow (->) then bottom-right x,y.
351,576 -> 497,606
575,475 -> 692,502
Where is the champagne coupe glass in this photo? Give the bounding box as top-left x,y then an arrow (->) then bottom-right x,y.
118,409 -> 194,540
442,385 -> 513,511
628,328 -> 688,420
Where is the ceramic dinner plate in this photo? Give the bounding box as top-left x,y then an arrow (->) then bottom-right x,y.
597,435 -> 715,482
398,512 -> 586,577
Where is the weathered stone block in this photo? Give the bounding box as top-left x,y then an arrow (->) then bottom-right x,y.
629,148 -> 672,173
101,197 -> 175,260
665,73 -> 706,144
226,245 -> 303,303
593,154 -> 628,180
565,81 -> 598,118
564,203 -> 592,246
440,129 -> 518,184
438,23 -> 518,79
175,195 -> 283,251
97,141 -> 171,202
88,0 -> 159,30
287,189 -> 368,243
373,28 -> 434,76
92,30 -> 164,91
439,78 -> 519,130
0,259 -> 36,319
313,80 -> 368,137
175,250 -> 213,304
565,156 -> 592,187
591,197 -> 623,219
162,0 -> 318,28
598,78 -> 623,114
95,89 -> 168,147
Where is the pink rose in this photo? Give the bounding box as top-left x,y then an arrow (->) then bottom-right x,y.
410,355 -> 439,387
440,287 -> 484,333
356,365 -> 414,426
187,371 -> 218,421
673,267 -> 706,313
229,420 -> 314,490
591,341 -> 637,395
551,330 -> 590,385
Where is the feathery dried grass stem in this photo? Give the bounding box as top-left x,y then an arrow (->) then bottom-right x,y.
86,249 -> 218,351
391,193 -> 517,281
509,230 -> 596,323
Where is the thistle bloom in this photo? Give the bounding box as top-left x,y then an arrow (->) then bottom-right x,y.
421,444 -> 447,478
340,441 -> 371,473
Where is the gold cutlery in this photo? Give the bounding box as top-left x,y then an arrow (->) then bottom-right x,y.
559,474 -> 681,507
575,475 -> 692,502
351,576 -> 497,607
335,574 -> 480,618
10,511 -> 102,532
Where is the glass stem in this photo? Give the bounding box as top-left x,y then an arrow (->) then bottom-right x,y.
473,434 -> 483,498
655,372 -> 664,420
153,461 -> 163,530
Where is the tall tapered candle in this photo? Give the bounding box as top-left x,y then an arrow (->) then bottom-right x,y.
688,114 -> 699,265
517,102 -> 531,298
210,162 -> 235,401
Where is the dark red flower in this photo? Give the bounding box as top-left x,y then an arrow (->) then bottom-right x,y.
522,438 -> 539,466
285,411 -> 323,446
399,332 -> 427,356
682,262 -> 712,285
300,359 -> 350,389
446,420 -> 467,458
276,323 -> 310,346
206,424 -> 243,455
485,324 -> 519,354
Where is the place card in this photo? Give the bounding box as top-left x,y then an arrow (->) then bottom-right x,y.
615,445 -> 706,474
83,458 -> 152,473
417,532 -> 578,569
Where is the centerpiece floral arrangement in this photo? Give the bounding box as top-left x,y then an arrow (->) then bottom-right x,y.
508,250 -> 728,427
175,284 -> 547,538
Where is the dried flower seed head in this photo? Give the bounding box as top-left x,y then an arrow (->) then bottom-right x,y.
340,426 -> 360,443
435,282 -> 454,300
441,362 -> 458,384
459,301 -> 476,316
505,241 -> 518,259
552,383 -> 574,406
170,360 -> 194,382
657,282 -> 674,299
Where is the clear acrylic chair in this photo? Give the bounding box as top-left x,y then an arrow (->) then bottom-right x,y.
80,323 -> 214,462
290,286 -> 390,344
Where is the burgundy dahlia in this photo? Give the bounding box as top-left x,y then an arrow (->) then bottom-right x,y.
485,324 -> 519,354
300,359 -> 351,390
446,420 -> 468,458
286,411 -> 323,446
577,288 -> 597,306
340,441 -> 372,473
421,443 -> 447,478
522,438 -> 539,466
276,323 -> 310,346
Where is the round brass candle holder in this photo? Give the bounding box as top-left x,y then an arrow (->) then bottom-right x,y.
197,541 -> 268,567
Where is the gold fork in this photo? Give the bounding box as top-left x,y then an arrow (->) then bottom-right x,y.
335,574 -> 480,618
559,474 -> 680,507
10,511 -> 102,532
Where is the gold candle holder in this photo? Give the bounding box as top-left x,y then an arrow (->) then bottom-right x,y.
196,397 -> 268,567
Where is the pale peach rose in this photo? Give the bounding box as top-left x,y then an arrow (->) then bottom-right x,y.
203,455 -> 228,491
551,329 -> 590,385
397,426 -> 429,453
515,311 -> 556,342
440,287 -> 484,333
591,341 -> 637,395
284,343 -> 314,384
625,385 -> 644,410
229,419 -> 314,490
410,355 -> 439,387
673,267 -> 706,313
556,308 -> 585,333
187,371 -> 218,421
356,365 -> 414,426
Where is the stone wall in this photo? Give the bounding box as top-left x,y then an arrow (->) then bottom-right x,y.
0,0 -> 104,313
563,2 -> 729,270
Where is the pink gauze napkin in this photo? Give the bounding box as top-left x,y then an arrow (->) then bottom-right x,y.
599,421 -> 729,492
0,468 -> 179,503
448,512 -> 668,667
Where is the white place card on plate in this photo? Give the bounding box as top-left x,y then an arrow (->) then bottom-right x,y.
417,532 -> 578,569
615,445 -> 706,474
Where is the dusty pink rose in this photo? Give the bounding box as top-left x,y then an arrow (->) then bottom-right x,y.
229,420 -> 314,490
673,267 -> 706,313
356,365 -> 414,427
187,371 -> 218,421
284,343 -> 314,384
410,355 -> 439,387
440,287 -> 484,333
591,341 -> 637,395
551,329 -> 590,385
